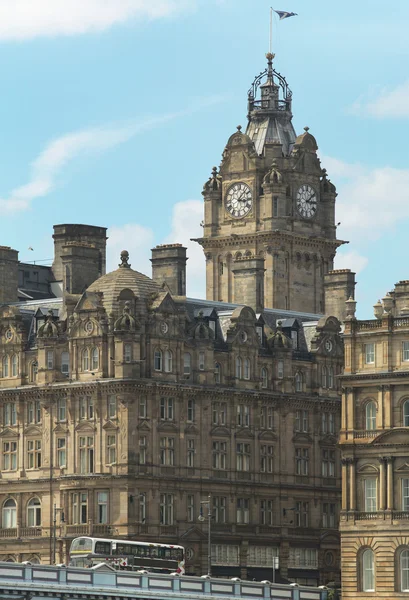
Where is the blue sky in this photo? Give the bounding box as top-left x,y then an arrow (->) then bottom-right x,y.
0,0 -> 409,317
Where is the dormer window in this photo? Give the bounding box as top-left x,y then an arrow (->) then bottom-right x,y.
208,320 -> 216,337
291,330 -> 298,350
256,326 -> 263,345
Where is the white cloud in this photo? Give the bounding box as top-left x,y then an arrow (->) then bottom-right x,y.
0,96 -> 225,215
0,0 -> 193,41
106,199 -> 205,297
349,80 -> 409,118
334,250 -> 368,275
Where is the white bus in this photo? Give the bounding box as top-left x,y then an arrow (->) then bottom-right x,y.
69,537 -> 185,574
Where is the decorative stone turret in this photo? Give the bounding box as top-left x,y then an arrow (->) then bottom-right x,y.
324,269 -> 356,322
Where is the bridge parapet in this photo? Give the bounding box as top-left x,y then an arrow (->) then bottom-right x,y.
0,562 -> 328,600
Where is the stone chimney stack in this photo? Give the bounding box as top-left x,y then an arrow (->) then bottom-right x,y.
324,269 -> 356,321
232,256 -> 265,312
151,244 -> 188,296
61,244 -> 101,294
0,246 -> 18,304
52,224 -> 107,283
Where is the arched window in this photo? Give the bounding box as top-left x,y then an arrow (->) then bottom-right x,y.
164,350 -> 172,373
362,548 -> 375,592
328,366 -> 334,389
404,400 -> 409,427
214,363 -> 221,384
82,348 -> 89,372
2,356 -> 8,378
11,355 -> 18,377
91,348 -> 99,371
154,349 -> 162,371
244,358 -> 251,380
365,401 -> 377,430
3,499 -> 16,529
295,372 -> 303,392
400,548 -> 409,592
322,366 -> 327,388
27,498 -> 41,527
183,353 -> 191,375
61,352 -> 69,375
236,357 -> 242,379
261,367 -> 268,389
28,556 -> 40,565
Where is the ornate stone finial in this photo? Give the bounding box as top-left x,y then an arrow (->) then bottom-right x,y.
236,125 -> 242,132
265,52 -> 275,62
119,250 -> 131,269
373,299 -> 383,320
382,292 -> 393,315
345,296 -> 357,320
277,320 -> 282,329
304,126 -> 310,132
322,168 -> 327,178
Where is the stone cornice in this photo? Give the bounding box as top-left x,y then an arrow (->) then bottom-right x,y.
194,230 -> 346,251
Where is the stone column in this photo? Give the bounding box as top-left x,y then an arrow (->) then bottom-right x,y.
341,459 -> 348,510
379,458 -> 386,511
349,459 -> 356,511
386,457 -> 394,510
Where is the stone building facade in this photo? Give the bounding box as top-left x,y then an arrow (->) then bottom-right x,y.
0,53 -> 351,587
339,282 -> 409,598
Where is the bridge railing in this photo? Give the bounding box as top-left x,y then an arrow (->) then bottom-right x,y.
0,562 -> 328,600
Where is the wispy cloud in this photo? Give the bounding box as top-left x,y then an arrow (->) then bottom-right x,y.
349,80 -> 409,118
0,0 -> 193,41
0,96 -> 225,215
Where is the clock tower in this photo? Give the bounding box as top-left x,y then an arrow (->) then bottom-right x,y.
195,53 -> 346,313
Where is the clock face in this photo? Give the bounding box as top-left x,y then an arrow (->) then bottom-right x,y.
324,339 -> 333,353
296,184 -> 317,218
225,183 -> 252,218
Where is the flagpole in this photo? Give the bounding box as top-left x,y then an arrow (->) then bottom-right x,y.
269,7 -> 273,54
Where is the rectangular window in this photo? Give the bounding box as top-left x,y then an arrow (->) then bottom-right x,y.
296,448 -> 309,476
160,437 -> 175,466
289,548 -> 318,568
212,402 -> 226,426
47,350 -> 54,370
248,546 -> 279,567
3,441 -> 17,470
213,496 -> 226,523
97,491 -> 108,524
27,400 -> 41,424
403,342 -> 409,362
79,436 -> 94,474
295,501 -> 309,527
187,399 -> 195,422
139,492 -> 146,523
211,545 -> 239,566
237,404 -> 250,427
183,353 -> 191,376
27,439 -> 41,469
236,498 -> 250,524
365,343 -> 375,364
277,360 -> 284,379
187,439 -> 195,467
273,196 -> 278,217
212,441 -> 227,470
187,494 -> 195,522
260,406 -> 274,430
322,449 -> 336,477
323,503 -> 336,528
139,396 -> 147,418
160,493 -> 174,525
364,478 -> 377,512
291,330 -> 298,350
107,395 -> 117,419
403,479 -> 409,511
139,436 -> 147,465
78,397 -> 94,420
160,398 -> 174,421
236,443 -> 250,472
71,492 -> 88,524
4,402 -> 17,426
124,343 -> 132,363
260,445 -> 274,473
198,352 -> 205,371
57,438 -> 66,468
295,410 -> 308,432
260,499 -> 273,525
57,398 -> 66,422
107,435 -> 116,464
321,412 -> 335,434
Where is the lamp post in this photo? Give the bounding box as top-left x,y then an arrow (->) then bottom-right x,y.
52,504 -> 64,565
199,495 -> 212,577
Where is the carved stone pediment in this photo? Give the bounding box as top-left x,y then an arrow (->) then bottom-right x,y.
157,421 -> 178,433
319,434 -> 337,446
258,430 -> 277,441
372,428 -> 409,446
184,423 -> 199,434
53,423 -> 69,434
24,425 -> 42,437
0,427 -> 18,439
74,421 -> 96,433
357,463 -> 379,474
137,420 -> 151,432
235,428 -> 254,439
210,426 -> 230,437
103,420 -> 118,431
396,463 -> 409,472
180,526 -> 206,540
292,432 -> 313,444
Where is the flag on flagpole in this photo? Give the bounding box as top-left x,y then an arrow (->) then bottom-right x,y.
272,9 -> 298,20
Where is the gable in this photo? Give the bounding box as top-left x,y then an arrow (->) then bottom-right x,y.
24,425 -> 42,437
103,420 -> 119,431
0,427 -> 18,439
372,428 -> 409,446
74,422 -> 96,433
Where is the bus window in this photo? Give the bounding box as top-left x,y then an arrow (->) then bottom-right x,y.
95,541 -> 111,555
151,548 -> 158,558
71,538 -> 93,553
